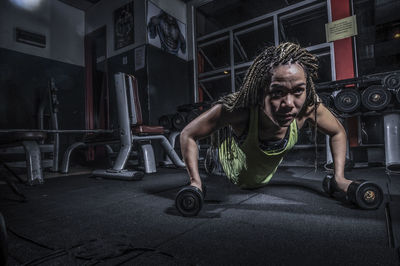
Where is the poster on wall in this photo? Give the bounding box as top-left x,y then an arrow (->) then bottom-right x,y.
147,1 -> 187,60
114,1 -> 134,50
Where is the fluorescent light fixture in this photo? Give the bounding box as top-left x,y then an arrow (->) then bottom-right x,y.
9,0 -> 43,11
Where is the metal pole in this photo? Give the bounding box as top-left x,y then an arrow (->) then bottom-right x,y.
229,30 -> 235,93
191,4 -> 199,102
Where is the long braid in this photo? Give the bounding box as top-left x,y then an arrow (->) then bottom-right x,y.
214,42 -> 320,171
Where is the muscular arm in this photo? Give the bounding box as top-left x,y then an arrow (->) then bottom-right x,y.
307,103 -> 350,190
180,104 -> 244,190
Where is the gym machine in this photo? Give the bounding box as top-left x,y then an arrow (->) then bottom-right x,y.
91,73 -> 185,180
0,78 -> 60,185
0,77 -> 116,184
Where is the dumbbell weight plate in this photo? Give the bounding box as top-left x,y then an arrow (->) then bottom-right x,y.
318,92 -> 334,109
383,73 -> 400,91
158,115 -> 172,129
334,88 -> 361,113
175,186 -> 204,217
172,112 -> 188,130
361,85 -> 391,111
354,181 -> 383,210
0,213 -> 7,266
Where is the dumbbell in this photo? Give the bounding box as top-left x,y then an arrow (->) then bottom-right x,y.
175,184 -> 206,217
0,213 -> 7,266
333,88 -> 361,113
322,175 -> 383,210
346,180 -> 383,210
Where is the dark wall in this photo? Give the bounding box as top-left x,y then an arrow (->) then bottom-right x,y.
0,48 -> 85,130
147,45 -> 193,125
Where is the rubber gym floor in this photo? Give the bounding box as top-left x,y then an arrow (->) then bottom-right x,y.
1,166 -> 400,265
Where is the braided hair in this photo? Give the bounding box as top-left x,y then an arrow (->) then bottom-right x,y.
219,42 -> 318,111
213,42 -> 320,171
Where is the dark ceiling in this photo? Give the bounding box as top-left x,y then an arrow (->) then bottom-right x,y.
58,0 -> 102,11
197,0 -> 306,30
59,0 -> 191,11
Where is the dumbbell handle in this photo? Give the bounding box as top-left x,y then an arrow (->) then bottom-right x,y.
346,180 -> 364,203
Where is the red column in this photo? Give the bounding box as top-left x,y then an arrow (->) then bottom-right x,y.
331,0 -> 358,147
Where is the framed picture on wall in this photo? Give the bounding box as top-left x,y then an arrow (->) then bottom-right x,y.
147,1 -> 187,60
114,1 -> 134,50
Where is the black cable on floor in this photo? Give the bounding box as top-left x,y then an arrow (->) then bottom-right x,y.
7,226 -> 55,251
8,226 -> 189,266
109,247 -> 177,266
22,249 -> 67,266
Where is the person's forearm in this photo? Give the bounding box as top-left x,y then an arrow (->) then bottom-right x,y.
180,133 -> 202,188
329,131 -> 347,179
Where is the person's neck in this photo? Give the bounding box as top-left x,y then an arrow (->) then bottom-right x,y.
258,107 -> 282,133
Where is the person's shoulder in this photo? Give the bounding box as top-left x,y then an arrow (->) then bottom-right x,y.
229,107 -> 250,127
297,101 -> 321,124
214,105 -> 249,125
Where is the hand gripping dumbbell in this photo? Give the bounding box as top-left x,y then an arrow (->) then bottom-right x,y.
175,184 -> 207,217
322,175 -> 384,210
0,213 -> 8,266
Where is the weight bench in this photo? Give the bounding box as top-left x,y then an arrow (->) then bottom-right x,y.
0,131 -> 47,185
92,73 -> 185,180
60,132 -> 120,174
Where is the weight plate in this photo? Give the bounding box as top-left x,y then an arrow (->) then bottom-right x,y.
334,88 -> 361,113
172,113 -> 187,130
361,85 -> 392,111
355,182 -> 383,210
158,115 -> 172,129
175,187 -> 203,217
383,73 -> 400,90
318,92 -> 333,109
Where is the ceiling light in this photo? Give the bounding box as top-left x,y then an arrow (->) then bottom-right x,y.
9,0 -> 43,11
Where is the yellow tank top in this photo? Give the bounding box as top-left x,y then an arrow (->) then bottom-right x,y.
219,107 -> 298,188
